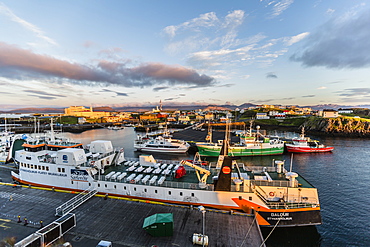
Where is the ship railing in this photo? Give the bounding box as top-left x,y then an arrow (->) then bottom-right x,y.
124,157 -> 183,166
161,181 -> 214,191
266,201 -> 320,210
94,174 -> 214,191
55,185 -> 98,216
251,180 -> 297,188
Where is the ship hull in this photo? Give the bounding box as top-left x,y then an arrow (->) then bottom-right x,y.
196,145 -> 284,157
231,198 -> 321,227
286,145 -> 334,153
135,147 -> 188,153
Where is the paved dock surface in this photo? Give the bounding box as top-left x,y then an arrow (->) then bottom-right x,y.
0,167 -> 265,247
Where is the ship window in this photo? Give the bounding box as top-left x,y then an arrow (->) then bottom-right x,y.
42,166 -> 45,170
30,165 -> 34,169
114,185 -> 116,189
71,181 -> 73,184
155,190 -> 158,193
26,157 -> 31,160
98,184 -> 100,187
46,167 -> 49,171
62,168 -> 65,173
89,183 -> 91,186
124,186 -> 126,190
105,184 -> 107,188
180,192 -> 183,196
249,196 -> 252,200
58,168 -> 61,172
168,191 -> 171,195
191,193 -> 194,197
27,164 -> 30,168
144,189 -> 147,192
38,165 -> 41,170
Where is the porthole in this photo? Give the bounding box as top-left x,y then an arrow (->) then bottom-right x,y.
180,192 -> 183,196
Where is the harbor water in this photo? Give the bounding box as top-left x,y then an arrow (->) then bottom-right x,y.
64,127 -> 370,247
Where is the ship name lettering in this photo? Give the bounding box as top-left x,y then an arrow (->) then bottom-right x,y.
271,213 -> 289,217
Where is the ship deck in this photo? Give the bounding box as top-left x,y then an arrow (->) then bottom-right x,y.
99,159 -> 315,190
0,166 -> 265,247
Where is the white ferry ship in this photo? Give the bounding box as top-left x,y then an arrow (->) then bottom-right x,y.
11,138 -> 321,227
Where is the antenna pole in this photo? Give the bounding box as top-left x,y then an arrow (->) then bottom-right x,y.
290,153 -> 293,172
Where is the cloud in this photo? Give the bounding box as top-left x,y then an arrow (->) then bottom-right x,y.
317,86 -> 327,89
23,89 -> 66,100
101,89 -> 129,96
302,95 -> 315,98
327,8 -> 335,15
284,32 -> 309,46
163,12 -> 219,39
266,72 -> 278,79
218,83 -> 235,87
262,0 -> 294,18
163,10 -> 247,56
338,88 -> 370,97
0,42 -> 215,88
0,3 -> 57,45
165,97 -> 180,101
153,86 -> 169,92
290,8 -> 370,69
337,88 -> 370,103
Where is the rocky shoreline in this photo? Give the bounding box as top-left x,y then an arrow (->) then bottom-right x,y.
258,117 -> 370,138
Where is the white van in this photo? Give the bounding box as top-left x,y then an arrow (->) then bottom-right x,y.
96,240 -> 112,247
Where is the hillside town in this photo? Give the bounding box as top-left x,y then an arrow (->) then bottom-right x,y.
0,103 -> 360,127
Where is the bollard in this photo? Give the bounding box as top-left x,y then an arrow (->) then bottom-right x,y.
40,220 -> 43,228
24,217 -> 28,226
104,194 -> 108,200
17,215 -> 21,223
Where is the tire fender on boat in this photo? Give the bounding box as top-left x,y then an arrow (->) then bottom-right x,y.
269,191 -> 275,197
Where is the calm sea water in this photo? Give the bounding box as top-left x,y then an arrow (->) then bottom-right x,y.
65,128 -> 370,247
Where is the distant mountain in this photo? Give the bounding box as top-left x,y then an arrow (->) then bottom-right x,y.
4,108 -> 65,113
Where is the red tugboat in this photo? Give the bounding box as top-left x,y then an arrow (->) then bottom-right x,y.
285,127 -> 334,153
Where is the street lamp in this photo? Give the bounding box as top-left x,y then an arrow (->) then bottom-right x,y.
198,206 -> 206,247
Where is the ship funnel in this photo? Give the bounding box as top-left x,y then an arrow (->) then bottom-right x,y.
286,172 -> 298,187
275,160 -> 284,173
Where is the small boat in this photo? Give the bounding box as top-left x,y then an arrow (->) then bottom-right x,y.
11,137 -> 321,227
107,126 -> 124,130
196,124 -> 284,157
0,132 -> 27,163
285,127 -> 334,153
134,135 -> 190,153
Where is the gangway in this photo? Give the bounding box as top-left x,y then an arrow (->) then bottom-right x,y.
111,148 -> 125,165
55,185 -> 98,216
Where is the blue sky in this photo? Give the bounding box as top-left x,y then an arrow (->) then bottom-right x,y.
1,0 -> 370,110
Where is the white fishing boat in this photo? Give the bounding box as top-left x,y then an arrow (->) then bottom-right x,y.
107,126 -> 124,130
11,136 -> 321,227
134,134 -> 190,153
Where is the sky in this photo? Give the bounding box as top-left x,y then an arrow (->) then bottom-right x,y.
1,0 -> 370,110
